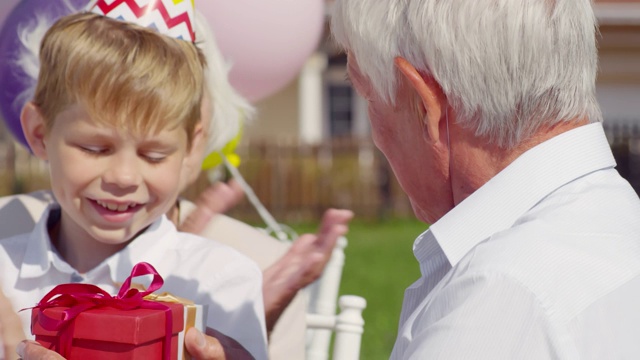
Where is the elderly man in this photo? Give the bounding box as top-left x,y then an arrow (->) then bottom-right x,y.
329,0 -> 640,359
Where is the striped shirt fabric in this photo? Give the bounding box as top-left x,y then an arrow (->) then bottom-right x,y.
391,123 -> 640,359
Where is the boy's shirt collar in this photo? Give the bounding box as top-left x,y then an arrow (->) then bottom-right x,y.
20,205 -> 64,279
104,216 -> 178,284
19,204 -> 177,287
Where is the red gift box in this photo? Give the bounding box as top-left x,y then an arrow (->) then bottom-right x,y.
27,262 -> 187,360
32,302 -> 184,360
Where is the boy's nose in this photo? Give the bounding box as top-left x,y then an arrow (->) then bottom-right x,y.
102,156 -> 142,188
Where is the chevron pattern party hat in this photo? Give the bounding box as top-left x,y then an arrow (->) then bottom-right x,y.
89,0 -> 196,42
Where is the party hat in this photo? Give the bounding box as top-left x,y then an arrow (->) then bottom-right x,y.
89,0 -> 196,42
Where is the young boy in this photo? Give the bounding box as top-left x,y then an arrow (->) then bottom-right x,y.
0,5 -> 268,360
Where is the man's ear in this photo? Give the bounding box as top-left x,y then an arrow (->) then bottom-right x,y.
394,57 -> 446,144
20,102 -> 48,160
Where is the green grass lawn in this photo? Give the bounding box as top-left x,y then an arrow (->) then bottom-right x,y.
291,218 -> 427,360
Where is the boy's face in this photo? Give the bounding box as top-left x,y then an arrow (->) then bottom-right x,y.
27,103 -> 190,248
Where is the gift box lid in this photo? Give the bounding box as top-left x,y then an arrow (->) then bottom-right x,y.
31,302 -> 184,345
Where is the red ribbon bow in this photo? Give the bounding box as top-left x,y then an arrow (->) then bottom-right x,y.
28,262 -> 173,359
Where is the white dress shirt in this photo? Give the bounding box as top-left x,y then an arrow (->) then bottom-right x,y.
391,123 -> 640,359
0,206 -> 268,360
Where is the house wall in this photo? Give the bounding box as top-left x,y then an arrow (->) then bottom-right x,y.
244,80 -> 300,141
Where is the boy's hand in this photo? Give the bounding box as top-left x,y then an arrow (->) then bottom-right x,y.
185,327 -> 254,360
0,287 -> 25,360
16,341 -> 64,360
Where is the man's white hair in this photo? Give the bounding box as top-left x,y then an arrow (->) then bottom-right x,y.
14,4 -> 252,154
332,0 -> 602,148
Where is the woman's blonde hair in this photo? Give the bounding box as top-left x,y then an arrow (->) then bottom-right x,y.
33,12 -> 206,146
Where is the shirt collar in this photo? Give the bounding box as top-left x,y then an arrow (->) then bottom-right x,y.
415,122 -> 615,268
19,205 -> 177,286
104,215 -> 176,284
19,204 -> 62,279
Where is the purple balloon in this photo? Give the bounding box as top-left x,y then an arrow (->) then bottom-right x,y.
0,0 -> 21,31
0,0 -> 89,148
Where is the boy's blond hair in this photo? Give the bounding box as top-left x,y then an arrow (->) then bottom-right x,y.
32,12 -> 206,146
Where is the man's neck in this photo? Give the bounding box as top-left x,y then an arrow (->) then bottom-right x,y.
449,119 -> 590,205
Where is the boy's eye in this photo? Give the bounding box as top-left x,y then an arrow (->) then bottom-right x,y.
79,145 -> 107,154
142,152 -> 167,163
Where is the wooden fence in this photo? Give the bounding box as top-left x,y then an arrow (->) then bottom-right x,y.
2,123 -> 640,223
0,140 -> 50,195
184,138 -> 414,223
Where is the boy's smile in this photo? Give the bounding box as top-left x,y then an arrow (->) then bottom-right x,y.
89,199 -> 144,224
25,103 -> 192,271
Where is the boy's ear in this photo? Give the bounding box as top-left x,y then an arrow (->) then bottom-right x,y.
20,102 -> 48,160
394,56 -> 446,144
183,121 -> 206,171
179,121 -> 207,189
188,121 -> 206,157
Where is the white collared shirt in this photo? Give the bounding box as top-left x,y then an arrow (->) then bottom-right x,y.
391,123 -> 640,359
0,207 -> 268,360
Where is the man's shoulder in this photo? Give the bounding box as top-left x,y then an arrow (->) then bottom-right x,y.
470,212 -> 640,275
456,215 -> 640,322
433,193 -> 640,355
470,168 -> 640,278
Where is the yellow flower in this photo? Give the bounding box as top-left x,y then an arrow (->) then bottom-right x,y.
201,128 -> 242,170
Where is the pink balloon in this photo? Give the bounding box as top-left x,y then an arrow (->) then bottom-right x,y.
0,0 -> 21,30
196,0 -> 325,103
